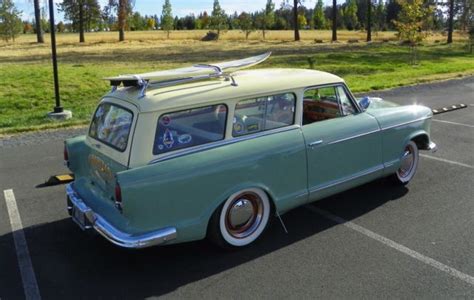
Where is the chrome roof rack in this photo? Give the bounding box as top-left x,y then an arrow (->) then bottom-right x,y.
106,52 -> 271,98
111,65 -> 236,98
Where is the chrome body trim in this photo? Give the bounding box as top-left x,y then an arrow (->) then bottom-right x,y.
380,116 -> 432,131
383,159 -> 399,168
148,116 -> 431,165
308,140 -> 324,148
149,125 -> 301,165
309,164 -> 384,193
327,129 -> 380,145
66,183 -> 177,249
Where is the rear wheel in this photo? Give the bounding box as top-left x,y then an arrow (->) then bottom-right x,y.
391,141 -> 419,185
208,188 -> 271,248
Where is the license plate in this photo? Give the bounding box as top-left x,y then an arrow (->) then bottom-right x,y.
71,202 -> 88,230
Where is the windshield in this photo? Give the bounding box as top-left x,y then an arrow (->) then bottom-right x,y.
89,103 -> 133,152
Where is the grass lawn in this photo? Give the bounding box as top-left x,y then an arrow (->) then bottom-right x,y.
0,30 -> 473,134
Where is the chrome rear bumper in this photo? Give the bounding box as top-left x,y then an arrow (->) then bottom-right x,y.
66,183 -> 177,249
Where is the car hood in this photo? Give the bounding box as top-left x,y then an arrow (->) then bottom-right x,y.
358,97 -> 400,110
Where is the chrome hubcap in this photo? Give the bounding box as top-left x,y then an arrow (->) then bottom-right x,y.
399,146 -> 414,178
228,199 -> 253,227
225,192 -> 263,239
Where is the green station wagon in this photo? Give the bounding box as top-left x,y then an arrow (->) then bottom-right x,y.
65,53 -> 437,249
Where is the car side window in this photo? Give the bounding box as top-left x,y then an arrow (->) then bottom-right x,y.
153,104 -> 227,155
336,86 -> 357,116
303,85 -> 357,125
303,86 -> 341,125
233,93 -> 296,137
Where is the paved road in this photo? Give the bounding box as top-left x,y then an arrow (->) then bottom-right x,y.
1,77 -> 473,299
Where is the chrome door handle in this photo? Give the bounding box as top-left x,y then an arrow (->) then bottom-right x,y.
308,140 -> 323,148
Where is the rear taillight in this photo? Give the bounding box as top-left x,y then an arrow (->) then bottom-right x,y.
64,145 -> 68,161
115,181 -> 123,212
64,145 -> 69,166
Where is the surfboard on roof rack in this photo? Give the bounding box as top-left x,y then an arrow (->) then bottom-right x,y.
104,52 -> 271,97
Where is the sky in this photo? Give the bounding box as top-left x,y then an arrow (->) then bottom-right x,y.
14,0 -> 324,22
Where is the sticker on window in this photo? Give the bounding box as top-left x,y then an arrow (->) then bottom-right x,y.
153,104 -> 227,155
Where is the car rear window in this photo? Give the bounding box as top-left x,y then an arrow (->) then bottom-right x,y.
153,104 -> 227,155
89,103 -> 133,152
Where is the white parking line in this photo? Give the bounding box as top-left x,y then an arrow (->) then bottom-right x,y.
432,119 -> 474,128
420,154 -> 474,169
306,206 -> 474,286
3,189 -> 41,300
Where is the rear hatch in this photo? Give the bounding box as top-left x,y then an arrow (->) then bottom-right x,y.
72,98 -> 138,205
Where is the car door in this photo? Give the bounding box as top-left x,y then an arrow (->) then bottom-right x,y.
301,84 -> 383,201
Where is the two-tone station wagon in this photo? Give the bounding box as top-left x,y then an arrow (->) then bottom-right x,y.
65,53 -> 437,249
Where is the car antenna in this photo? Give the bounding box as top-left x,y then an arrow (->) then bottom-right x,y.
276,211 -> 288,234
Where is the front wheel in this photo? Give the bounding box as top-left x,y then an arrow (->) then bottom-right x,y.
208,188 -> 271,249
391,140 -> 419,185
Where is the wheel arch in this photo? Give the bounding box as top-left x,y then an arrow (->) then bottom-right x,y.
406,130 -> 430,150
205,183 -> 277,236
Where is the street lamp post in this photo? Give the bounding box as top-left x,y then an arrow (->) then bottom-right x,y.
47,0 -> 72,120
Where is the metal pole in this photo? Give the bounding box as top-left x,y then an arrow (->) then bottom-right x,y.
48,0 -> 62,113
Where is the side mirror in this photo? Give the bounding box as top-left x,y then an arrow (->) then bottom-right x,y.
358,97 -> 371,111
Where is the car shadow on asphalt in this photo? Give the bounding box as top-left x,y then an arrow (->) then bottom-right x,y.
0,178 -> 408,298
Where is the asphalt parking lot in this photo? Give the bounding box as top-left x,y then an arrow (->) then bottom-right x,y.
0,76 -> 473,299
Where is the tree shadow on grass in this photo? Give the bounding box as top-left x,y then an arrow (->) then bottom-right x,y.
0,178 -> 408,298
0,43 -> 387,65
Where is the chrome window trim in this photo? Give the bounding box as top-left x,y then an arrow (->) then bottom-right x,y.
233,92 -> 297,138
309,164 -> 384,193
327,128 -> 381,145
380,116 -> 432,131
149,125 -> 301,165
88,102 -> 134,153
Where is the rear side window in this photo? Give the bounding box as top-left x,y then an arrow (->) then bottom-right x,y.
153,104 -> 227,155
89,103 -> 133,152
233,93 -> 296,137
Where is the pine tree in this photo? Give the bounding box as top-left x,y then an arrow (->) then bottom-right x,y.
332,0 -> 338,40
0,0 -> 23,42
161,0 -> 173,38
104,0 -> 133,41
32,0 -> 43,43
261,0 -> 275,39
59,0 -> 101,42
211,0 -> 227,39
374,0 -> 386,31
313,0 -> 327,29
344,0 -> 359,30
367,0 -> 372,41
293,0 -> 300,41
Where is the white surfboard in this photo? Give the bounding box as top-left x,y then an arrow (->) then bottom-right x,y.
104,52 -> 271,86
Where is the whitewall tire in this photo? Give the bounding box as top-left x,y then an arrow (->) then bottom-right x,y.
209,188 -> 271,248
393,141 -> 419,185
